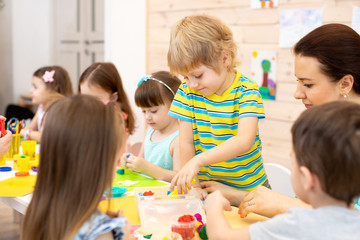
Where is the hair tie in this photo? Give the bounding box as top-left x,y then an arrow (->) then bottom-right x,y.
137,74 -> 175,96
43,70 -> 55,83
137,75 -> 151,87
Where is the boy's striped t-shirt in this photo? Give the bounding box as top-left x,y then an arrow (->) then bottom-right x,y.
169,70 -> 267,190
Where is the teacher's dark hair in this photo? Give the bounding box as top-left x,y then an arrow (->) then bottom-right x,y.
294,23 -> 360,94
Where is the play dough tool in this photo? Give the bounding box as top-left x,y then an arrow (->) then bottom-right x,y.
104,186 -> 127,198
0,166 -> 11,172
169,178 -> 196,195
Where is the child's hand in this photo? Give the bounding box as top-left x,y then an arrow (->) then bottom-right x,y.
106,210 -> 138,240
126,155 -> 146,173
191,184 -> 208,200
170,157 -> 202,194
204,190 -> 232,212
106,209 -> 124,218
120,153 -> 129,168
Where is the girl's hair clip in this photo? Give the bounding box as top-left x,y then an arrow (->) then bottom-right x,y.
137,75 -> 151,87
43,70 -> 55,83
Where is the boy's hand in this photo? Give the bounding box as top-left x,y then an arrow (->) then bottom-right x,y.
204,190 -> 232,212
170,157 -> 201,194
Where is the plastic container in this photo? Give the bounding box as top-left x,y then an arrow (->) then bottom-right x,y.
134,186 -> 206,235
21,140 -> 37,160
170,214 -> 197,240
8,134 -> 20,158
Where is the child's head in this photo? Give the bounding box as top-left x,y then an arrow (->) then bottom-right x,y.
291,101 -> 360,206
31,66 -> 73,105
135,71 -> 181,108
135,71 -> 181,130
79,62 -> 135,134
22,95 -> 125,239
167,14 -> 239,77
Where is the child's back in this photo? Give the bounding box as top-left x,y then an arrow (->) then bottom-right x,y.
22,95 -> 131,240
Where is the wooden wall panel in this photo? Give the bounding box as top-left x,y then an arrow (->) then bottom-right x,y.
146,0 -> 360,169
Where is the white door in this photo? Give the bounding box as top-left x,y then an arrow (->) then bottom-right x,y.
54,0 -> 104,91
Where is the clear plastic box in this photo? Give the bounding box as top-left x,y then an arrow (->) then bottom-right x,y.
134,186 -> 206,235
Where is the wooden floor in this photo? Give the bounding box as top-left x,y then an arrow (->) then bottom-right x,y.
0,202 -> 21,240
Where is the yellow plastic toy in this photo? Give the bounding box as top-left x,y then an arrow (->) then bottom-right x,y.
169,178 -> 196,195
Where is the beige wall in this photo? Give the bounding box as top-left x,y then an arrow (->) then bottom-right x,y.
146,0 -> 360,169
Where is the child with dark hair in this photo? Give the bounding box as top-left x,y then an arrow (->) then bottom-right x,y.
121,71 -> 181,182
204,101 -> 360,240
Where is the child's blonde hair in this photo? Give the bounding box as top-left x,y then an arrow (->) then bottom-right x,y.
167,14 -> 239,76
135,71 -> 181,108
22,95 -> 125,240
33,66 -> 73,96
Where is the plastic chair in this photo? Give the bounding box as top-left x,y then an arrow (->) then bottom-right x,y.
264,163 -> 295,197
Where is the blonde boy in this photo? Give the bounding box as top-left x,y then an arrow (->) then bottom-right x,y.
168,14 -> 268,195
204,101 -> 360,239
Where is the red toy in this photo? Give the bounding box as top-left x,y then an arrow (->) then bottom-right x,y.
0,119 -> 6,138
143,190 -> 154,196
171,214 -> 197,240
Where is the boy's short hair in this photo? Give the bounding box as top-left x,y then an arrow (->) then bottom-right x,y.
291,101 -> 360,206
135,71 -> 181,108
167,14 -> 239,76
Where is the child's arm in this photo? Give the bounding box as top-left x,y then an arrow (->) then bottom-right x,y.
20,112 -> 41,142
125,153 -> 177,182
200,181 -> 249,206
178,120 -> 196,167
204,191 -> 250,240
171,116 -> 258,193
122,133 -> 180,182
170,135 -> 181,172
100,210 -> 136,240
170,120 -> 200,192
